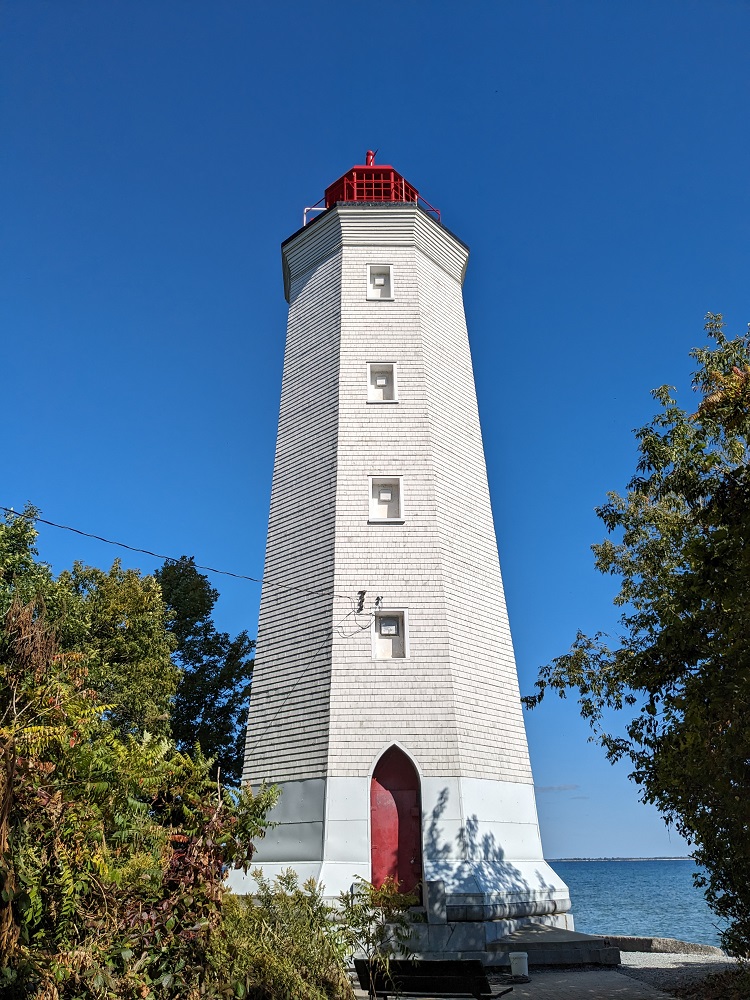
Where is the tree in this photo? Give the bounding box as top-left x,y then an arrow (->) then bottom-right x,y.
0,594 -> 277,998
0,506 -> 55,612
0,507 -> 179,740
524,315 -> 750,955
0,512 -> 251,779
156,558 -> 254,786
58,560 -> 179,738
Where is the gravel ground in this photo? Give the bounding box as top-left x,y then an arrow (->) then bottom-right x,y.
617,951 -> 739,994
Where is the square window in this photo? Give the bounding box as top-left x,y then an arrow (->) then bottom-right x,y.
369,476 -> 402,521
367,362 -> 397,403
367,264 -> 393,300
373,611 -> 407,659
379,617 -> 399,636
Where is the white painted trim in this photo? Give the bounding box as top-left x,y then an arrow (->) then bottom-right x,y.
367,740 -> 424,782
366,361 -> 399,403
368,474 -> 404,522
366,263 -> 395,301
370,608 -> 410,660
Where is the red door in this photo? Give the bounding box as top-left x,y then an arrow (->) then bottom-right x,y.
370,746 -> 422,894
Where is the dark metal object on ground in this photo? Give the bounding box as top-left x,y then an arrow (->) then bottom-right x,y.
354,957 -> 513,999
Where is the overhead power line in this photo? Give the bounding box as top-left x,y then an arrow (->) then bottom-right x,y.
0,505 -> 352,602
1,503 -> 379,766
244,602 -> 375,763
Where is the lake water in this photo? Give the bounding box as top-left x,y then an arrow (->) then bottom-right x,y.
551,859 -> 727,948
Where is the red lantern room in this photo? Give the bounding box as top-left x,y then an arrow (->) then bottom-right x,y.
304,151 -> 440,225
325,150 -> 419,208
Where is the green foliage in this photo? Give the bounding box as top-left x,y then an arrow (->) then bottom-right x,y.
0,511 -> 389,995
207,873 -> 418,1000
156,557 -> 254,785
0,507 -> 56,614
59,560 -> 179,739
0,596 -> 278,998
338,877 -> 417,1000
524,315 -> 750,955
0,507 -> 179,740
208,870 -> 353,1000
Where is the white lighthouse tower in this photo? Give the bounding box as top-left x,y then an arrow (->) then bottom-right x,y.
233,154 -> 573,954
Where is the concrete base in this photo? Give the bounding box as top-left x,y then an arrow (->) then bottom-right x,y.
400,883 -> 598,966
229,859 -> 572,920
231,775 -> 572,909
402,914 -> 582,966
423,862 -> 571,922
489,922 -> 621,967
400,920 -> 619,967
229,774 -> 574,929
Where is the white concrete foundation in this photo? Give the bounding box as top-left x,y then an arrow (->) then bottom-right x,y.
229,774 -> 571,922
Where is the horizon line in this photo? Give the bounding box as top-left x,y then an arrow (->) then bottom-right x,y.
549,856 -> 692,862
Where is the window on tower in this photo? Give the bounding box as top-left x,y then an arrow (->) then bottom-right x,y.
367,264 -> 393,300
373,611 -> 407,659
369,476 -> 403,522
367,362 -> 397,403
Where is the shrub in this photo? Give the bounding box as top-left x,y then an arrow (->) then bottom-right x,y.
208,870 -> 353,1000
0,599 -> 277,998
338,877 -> 418,1000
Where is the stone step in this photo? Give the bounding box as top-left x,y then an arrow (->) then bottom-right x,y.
404,921 -> 621,967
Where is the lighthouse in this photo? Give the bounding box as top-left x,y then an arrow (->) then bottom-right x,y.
232,154 -> 573,954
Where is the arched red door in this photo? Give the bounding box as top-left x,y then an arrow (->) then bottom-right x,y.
370,746 -> 422,894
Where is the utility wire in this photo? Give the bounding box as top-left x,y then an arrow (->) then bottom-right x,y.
0,505 -> 353,602
242,626 -> 335,763
2,504 -> 381,767
243,602 -> 375,763
0,504 -> 381,759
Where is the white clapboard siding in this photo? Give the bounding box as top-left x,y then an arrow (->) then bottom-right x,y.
246,204 -> 532,787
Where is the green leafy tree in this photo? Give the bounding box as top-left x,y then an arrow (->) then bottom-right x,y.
156,558 -> 254,785
0,507 -> 56,612
0,596 -> 277,999
0,507 -> 179,740
524,315 -> 750,955
0,511 -> 250,767
58,560 -> 179,738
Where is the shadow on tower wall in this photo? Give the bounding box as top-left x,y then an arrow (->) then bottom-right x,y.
424,786 -> 562,920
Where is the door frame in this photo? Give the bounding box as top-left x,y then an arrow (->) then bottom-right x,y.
368,742 -> 424,892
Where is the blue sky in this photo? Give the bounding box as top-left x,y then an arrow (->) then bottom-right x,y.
3,0 -> 748,858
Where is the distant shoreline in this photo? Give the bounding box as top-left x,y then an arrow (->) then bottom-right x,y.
550,857 -> 692,862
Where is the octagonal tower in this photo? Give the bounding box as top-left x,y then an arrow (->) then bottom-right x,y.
231,154 -> 572,955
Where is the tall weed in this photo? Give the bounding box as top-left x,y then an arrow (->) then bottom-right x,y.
208,870 -> 354,1000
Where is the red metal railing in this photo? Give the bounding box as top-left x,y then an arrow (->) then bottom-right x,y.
302,153 -> 441,226
325,167 -> 419,207
415,192 -> 441,224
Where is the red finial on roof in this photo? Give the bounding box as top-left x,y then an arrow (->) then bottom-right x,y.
366,149 -> 376,166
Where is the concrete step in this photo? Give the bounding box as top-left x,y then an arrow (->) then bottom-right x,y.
403,920 -> 620,967
488,922 -> 621,967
